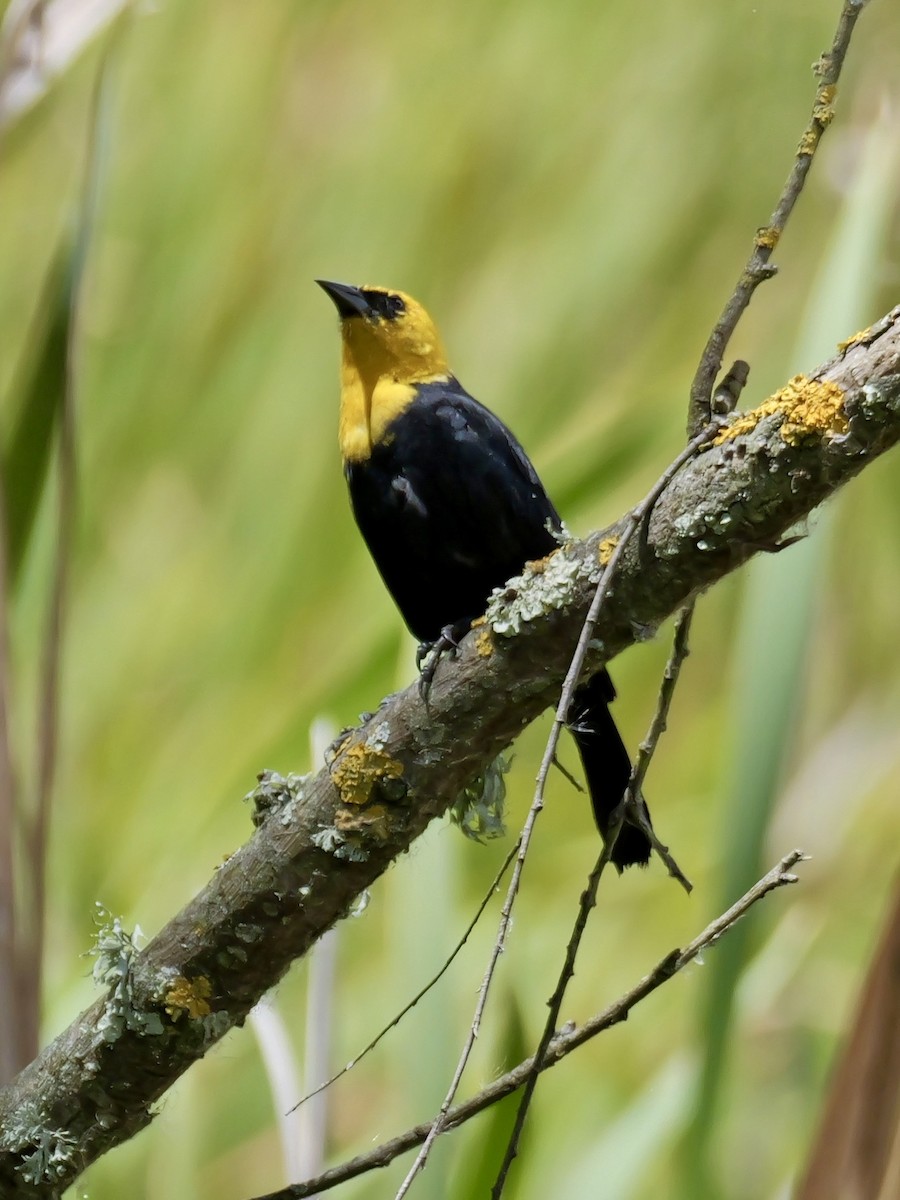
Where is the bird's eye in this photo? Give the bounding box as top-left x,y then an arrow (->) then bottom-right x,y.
361,290 -> 406,321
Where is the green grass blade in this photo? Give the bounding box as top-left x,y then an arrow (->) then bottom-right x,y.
1,251 -> 72,588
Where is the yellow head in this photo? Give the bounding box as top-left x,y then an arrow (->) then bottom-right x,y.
317,280 -> 451,462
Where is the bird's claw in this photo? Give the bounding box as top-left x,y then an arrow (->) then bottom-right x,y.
417,623 -> 466,702
325,726 -> 355,765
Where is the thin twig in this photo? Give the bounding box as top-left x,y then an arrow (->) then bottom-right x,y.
489,820 -> 623,1196
489,603 -> 697,1194
712,359 -> 750,416
287,840 -> 518,1114
395,420 -> 720,1197
618,603 -> 695,891
252,851 -> 806,1200
686,0 -> 866,436
390,827 -> 533,1196
551,752 -> 585,793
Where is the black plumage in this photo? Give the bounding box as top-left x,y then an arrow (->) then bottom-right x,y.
320,281 -> 651,869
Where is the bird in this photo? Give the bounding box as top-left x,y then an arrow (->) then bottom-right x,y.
317,279 -> 651,870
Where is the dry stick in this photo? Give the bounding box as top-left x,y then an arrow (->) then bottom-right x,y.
616,603 -> 695,884
252,851 -> 806,1200
551,752 -> 585,793
686,0 -> 867,437
489,598 -> 697,1196
287,840 -> 518,1114
624,360 -> 748,870
394,421 -> 720,1199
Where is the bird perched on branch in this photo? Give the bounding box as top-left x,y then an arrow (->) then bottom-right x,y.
318,279 -> 651,870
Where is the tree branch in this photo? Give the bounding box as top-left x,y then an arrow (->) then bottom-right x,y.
0,317 -> 898,1195
686,0 -> 868,435
251,850 -> 807,1200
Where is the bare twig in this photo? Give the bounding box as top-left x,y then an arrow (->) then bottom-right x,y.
287,840 -> 517,1115
618,603 -> 695,891
390,833 -> 529,1196
687,0 -> 866,436
551,752 -> 584,793
489,602 -> 696,1194
712,359 -> 750,416
252,852 -> 806,1200
393,420 -> 720,1197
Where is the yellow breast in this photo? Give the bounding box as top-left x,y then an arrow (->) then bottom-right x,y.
339,372 -> 448,463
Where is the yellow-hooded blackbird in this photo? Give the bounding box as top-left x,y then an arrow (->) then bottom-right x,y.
318,279 -> 650,869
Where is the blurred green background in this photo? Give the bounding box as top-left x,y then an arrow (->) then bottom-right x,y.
2,0 -> 899,1197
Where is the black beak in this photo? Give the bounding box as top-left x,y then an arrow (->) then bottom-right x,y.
315,279 -> 370,320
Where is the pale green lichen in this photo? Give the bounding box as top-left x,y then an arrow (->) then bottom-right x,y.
234,922 -> 264,943
245,769 -> 309,828
1,1100 -> 78,1187
364,721 -> 392,752
451,754 -> 510,842
16,1126 -> 77,1186
89,905 -> 164,1042
545,517 -> 572,544
311,825 -> 370,862
486,548 -> 598,637
201,1010 -> 232,1044
311,826 -> 344,853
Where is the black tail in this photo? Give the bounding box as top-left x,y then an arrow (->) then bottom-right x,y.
569,670 -> 652,870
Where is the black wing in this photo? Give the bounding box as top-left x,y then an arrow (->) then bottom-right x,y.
346,379 -> 561,642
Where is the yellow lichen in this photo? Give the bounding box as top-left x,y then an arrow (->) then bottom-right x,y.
813,84 -> 837,127
334,804 -> 391,840
798,128 -> 819,157
331,742 -> 404,807
523,554 -> 552,574
598,536 -> 619,566
475,626 -> 494,658
754,226 -> 779,251
713,375 -> 847,447
165,974 -> 212,1021
779,378 -> 847,444
838,326 -> 872,352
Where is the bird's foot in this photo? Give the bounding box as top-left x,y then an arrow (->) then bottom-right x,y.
325,726 -> 355,765
417,622 -> 469,702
